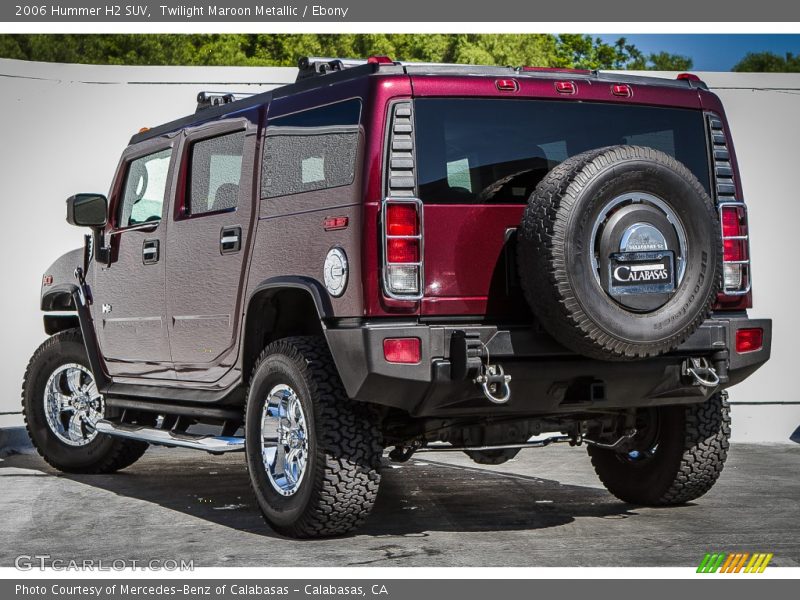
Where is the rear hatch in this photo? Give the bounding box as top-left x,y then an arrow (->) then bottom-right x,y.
408,76 -> 712,320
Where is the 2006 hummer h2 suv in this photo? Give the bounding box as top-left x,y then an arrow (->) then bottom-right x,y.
24,56 -> 771,538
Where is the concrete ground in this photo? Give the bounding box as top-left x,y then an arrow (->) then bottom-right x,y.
1,442 -> 798,568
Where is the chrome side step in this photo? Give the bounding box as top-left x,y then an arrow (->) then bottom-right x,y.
95,420 -> 245,454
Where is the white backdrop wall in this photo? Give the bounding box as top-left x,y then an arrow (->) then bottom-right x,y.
0,59 -> 797,442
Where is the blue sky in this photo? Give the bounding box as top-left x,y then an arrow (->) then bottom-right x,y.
594,34 -> 800,71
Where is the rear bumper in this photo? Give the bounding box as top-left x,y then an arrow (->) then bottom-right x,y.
325,315 -> 771,418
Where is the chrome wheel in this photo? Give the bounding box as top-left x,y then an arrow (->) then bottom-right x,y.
261,384 -> 309,496
43,363 -> 103,446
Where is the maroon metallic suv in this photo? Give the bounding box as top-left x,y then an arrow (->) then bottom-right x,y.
24,57 -> 771,537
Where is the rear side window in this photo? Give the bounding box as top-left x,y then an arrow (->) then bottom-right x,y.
261,99 -> 361,199
187,131 -> 246,216
118,148 -> 172,228
414,98 -> 711,204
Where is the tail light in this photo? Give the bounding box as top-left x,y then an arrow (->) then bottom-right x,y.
719,202 -> 750,294
383,337 -> 421,364
735,328 -> 763,353
707,113 -> 751,299
382,199 -> 423,299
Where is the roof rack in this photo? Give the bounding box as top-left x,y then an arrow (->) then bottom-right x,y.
195,91 -> 257,113
131,56 -> 706,146
293,56 -> 706,88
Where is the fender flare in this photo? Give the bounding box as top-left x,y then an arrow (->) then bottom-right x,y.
246,276 -> 333,320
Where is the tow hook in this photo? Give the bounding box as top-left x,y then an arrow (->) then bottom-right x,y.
475,363 -> 511,404
682,357 -> 721,388
449,330 -> 512,404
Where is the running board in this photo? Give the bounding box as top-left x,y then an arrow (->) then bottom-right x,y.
95,420 -> 245,454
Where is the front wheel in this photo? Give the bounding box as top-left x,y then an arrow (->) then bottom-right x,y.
589,392 -> 731,505
245,336 -> 383,538
22,329 -> 149,473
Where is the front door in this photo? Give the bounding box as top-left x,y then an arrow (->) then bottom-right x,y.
165,117 -> 257,382
92,143 -> 175,378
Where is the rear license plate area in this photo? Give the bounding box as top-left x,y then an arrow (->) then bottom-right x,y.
608,251 -> 675,296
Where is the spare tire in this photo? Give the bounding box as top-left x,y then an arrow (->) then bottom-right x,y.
517,145 -> 721,361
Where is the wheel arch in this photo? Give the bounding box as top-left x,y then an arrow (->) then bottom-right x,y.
241,277 -> 332,381
41,284 -> 78,312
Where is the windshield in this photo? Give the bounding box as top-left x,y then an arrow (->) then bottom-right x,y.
414,98 -> 710,204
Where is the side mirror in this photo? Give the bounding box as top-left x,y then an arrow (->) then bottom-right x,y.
66,194 -> 108,228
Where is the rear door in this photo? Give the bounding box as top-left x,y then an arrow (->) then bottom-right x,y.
411,92 -> 711,319
165,115 -> 258,382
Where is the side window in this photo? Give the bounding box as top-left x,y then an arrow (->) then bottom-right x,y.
118,148 -> 172,228
187,131 -> 246,216
261,99 -> 361,199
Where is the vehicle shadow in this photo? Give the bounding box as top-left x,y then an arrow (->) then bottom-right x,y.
1,449 -> 637,539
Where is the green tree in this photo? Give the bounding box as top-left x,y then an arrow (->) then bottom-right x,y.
0,34 -> 691,71
647,51 -> 694,71
733,51 -> 800,72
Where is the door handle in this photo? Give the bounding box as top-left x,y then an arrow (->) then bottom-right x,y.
220,226 -> 242,254
142,239 -> 159,264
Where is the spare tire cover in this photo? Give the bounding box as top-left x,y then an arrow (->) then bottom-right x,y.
517,145 -> 721,361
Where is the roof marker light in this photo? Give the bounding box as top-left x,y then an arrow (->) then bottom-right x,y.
495,79 -> 519,92
555,81 -> 577,95
611,84 -> 633,97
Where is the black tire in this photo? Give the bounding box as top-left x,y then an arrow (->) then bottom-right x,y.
517,145 -> 721,360
464,448 -> 520,465
588,392 -> 730,505
245,336 -> 382,538
22,329 -> 148,474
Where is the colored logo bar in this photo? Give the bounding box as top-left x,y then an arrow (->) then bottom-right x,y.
697,552 -> 773,573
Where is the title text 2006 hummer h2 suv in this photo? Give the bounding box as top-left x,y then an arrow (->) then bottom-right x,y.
24,57 -> 771,538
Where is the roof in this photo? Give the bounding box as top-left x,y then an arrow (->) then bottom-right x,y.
129,59 -> 706,146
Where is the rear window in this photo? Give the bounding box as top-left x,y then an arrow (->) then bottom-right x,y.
414,98 -> 710,204
261,99 -> 361,199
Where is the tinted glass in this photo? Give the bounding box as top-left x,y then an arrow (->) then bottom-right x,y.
261,99 -> 361,199
414,99 -> 710,204
118,148 -> 172,228
188,131 -> 245,215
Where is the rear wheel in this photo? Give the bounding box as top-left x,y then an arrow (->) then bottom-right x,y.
245,336 -> 382,538
589,392 -> 730,505
22,329 -> 149,473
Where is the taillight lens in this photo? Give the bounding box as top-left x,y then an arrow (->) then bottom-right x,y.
387,238 -> 419,263
720,204 -> 749,292
386,203 -> 418,236
736,328 -> 763,353
383,337 -> 421,364
384,200 -> 423,298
